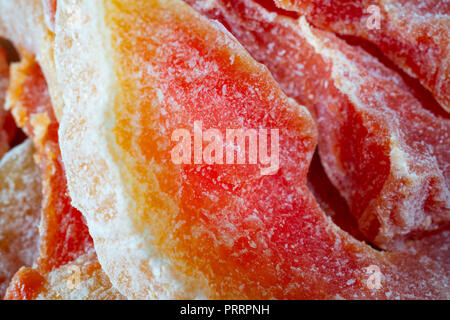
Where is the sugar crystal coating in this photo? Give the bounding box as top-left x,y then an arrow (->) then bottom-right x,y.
55,0 -> 448,299
187,0 -> 450,249
274,0 -> 450,112
0,140 -> 41,297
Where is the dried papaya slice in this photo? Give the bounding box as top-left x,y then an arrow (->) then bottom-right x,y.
187,0 -> 450,249
54,0 -> 448,299
307,152 -> 367,243
274,0 -> 450,113
0,140 -> 41,297
4,51 -> 123,300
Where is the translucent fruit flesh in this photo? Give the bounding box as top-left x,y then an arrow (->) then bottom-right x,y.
187,0 -> 450,249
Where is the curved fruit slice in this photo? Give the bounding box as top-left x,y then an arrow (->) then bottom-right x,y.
43,0 -> 57,31
55,0 -> 448,299
6,249 -> 125,300
274,0 -> 450,112
7,50 -> 93,272
4,51 -> 123,300
188,0 -> 450,249
0,140 -> 41,297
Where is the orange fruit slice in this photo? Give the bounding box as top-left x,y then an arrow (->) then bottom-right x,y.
54,0 -> 448,299
7,50 -> 94,272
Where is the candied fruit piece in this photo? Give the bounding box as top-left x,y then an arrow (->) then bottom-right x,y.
0,0 -> 66,121
274,0 -> 450,112
4,268 -> 44,300
0,0 -> 44,54
42,0 -> 57,31
7,50 -> 94,272
187,0 -> 450,249
5,51 -> 122,300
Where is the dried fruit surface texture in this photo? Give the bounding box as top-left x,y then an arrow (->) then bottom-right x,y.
307,152 -> 366,242
56,0 -> 448,299
0,0 -> 65,121
4,52 -> 123,300
0,140 -> 41,297
274,0 -> 450,112
0,0 -> 44,54
187,0 -> 450,249
6,249 -> 126,300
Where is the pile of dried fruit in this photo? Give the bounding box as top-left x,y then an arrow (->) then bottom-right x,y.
0,0 -> 448,300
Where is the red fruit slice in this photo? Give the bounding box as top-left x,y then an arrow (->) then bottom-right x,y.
274,0 -> 450,113
55,0 -> 448,299
187,0 -> 450,249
